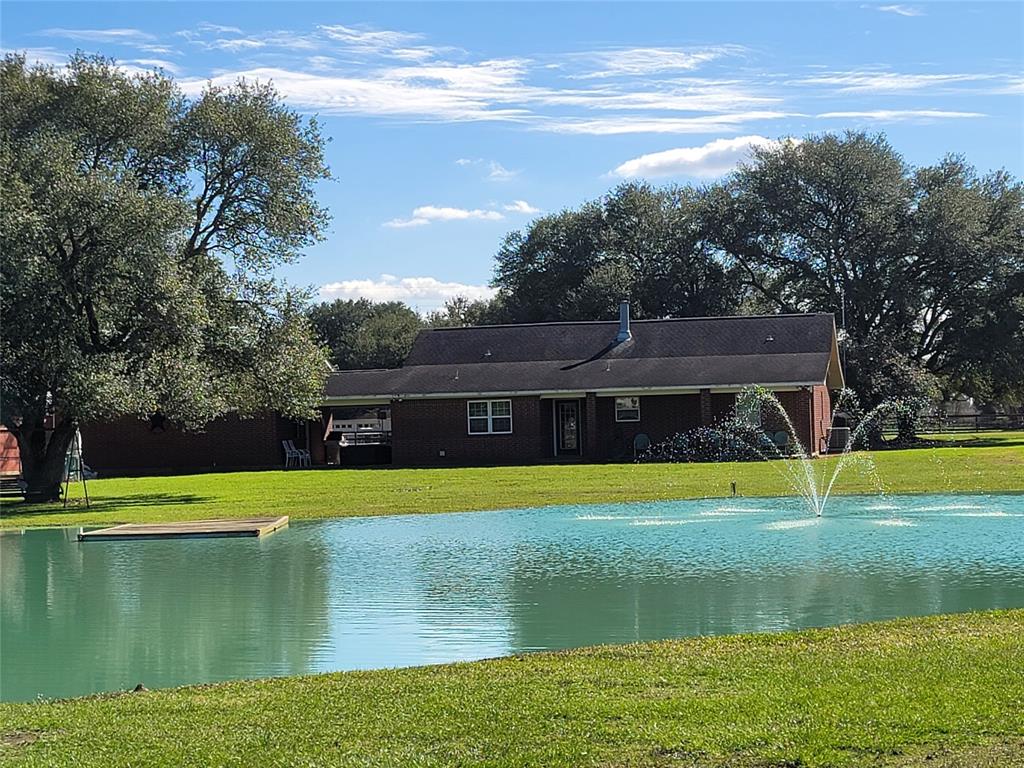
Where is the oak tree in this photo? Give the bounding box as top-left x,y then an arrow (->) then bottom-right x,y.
0,54 -> 330,500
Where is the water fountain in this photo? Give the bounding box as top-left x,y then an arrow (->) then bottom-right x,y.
731,386 -> 897,517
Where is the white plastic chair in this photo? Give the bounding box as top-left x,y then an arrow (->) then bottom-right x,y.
285,439 -> 311,467
282,440 -> 299,467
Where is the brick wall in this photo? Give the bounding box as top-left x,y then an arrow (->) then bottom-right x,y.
812,385 -> 832,454
391,396 -> 549,467
595,394 -> 703,459
766,390 -> 816,454
387,391 -> 821,465
80,412 -> 306,476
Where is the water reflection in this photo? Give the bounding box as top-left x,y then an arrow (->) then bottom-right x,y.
3,494 -> 1023,702
1,528 -> 331,701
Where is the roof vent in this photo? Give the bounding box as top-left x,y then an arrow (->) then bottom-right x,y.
765,335 -> 775,343
483,349 -> 492,357
616,300 -> 632,344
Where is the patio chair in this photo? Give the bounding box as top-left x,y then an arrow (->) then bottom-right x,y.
633,433 -> 651,459
282,440 -> 299,467
285,440 -> 311,467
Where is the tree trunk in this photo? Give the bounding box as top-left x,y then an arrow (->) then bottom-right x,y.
14,417 -> 78,503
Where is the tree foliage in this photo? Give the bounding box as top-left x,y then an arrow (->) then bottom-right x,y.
0,54 -> 331,498
308,299 -> 423,370
705,133 -> 1023,408
426,295 -> 510,328
492,182 -> 740,322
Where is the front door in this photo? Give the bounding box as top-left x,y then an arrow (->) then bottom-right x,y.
555,400 -> 581,456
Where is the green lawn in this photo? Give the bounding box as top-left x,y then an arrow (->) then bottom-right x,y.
1,610 -> 1022,767
2,432 -> 1021,529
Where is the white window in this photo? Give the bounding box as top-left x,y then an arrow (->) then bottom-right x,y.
615,396 -> 640,422
467,400 -> 513,434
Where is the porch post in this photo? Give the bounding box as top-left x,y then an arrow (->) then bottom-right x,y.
584,393 -> 598,460
699,388 -> 713,426
801,386 -> 816,455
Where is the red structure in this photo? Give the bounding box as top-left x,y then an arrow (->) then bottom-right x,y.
0,427 -> 21,477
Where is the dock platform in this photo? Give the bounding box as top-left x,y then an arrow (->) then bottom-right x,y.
78,516 -> 289,541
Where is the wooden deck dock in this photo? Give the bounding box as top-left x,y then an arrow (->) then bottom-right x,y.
78,516 -> 289,541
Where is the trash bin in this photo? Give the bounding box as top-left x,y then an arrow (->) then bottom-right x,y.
325,440 -> 341,465
827,427 -> 850,453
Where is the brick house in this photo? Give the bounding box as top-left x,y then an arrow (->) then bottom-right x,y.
53,305 -> 841,476
323,304 -> 844,467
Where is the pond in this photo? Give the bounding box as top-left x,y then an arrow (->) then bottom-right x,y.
3,493 -> 1024,702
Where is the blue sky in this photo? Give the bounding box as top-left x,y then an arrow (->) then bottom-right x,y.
3,1 -> 1022,311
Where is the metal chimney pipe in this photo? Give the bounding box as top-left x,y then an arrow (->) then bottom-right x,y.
616,300 -> 632,343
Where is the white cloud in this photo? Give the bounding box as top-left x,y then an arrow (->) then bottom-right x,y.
2,47 -> 181,75
179,27 -> 321,53
456,158 -> 521,181
319,275 -> 496,307
209,38 -> 268,52
197,22 -> 243,35
136,44 -> 180,56
384,205 -> 505,228
998,77 -> 1024,95
34,20 -> 1007,139
611,135 -> 794,179
177,22 -> 444,60
875,5 -> 925,17
178,63 -> 533,122
40,27 -> 155,43
503,200 -> 541,214
486,161 -> 519,181
541,111 -> 795,135
318,24 -> 426,55
383,217 -> 431,229
570,46 -> 744,79
797,71 -> 990,93
169,26 -> 774,128
415,205 -> 503,221
816,109 -> 984,120
532,84 -> 780,113
124,58 -> 182,74
2,47 -> 68,67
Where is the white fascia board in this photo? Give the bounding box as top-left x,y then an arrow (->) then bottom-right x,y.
321,381 -> 825,405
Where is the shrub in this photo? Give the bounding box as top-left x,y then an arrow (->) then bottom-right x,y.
638,421 -> 776,463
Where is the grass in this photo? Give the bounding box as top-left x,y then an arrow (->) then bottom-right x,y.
1,610 -> 1022,767
1,431 -> 1021,529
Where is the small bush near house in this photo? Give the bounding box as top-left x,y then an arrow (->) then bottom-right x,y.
639,421 -> 775,463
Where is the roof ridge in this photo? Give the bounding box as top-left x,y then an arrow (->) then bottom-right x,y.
424,312 -> 832,332
332,350 -> 830,373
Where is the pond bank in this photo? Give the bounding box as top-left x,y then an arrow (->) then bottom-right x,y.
1,610 -> 1022,767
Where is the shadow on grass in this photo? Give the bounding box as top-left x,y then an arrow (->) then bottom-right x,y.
0,493 -> 212,519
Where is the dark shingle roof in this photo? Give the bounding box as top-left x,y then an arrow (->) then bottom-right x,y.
325,314 -> 839,399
